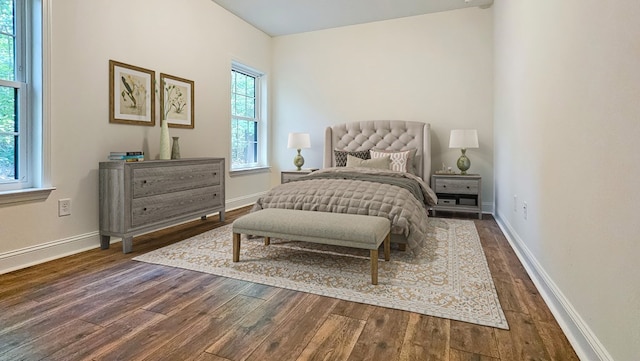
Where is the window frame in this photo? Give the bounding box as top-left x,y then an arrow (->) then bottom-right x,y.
230,61 -> 268,174
0,0 -> 54,204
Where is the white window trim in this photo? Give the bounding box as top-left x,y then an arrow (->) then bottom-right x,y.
0,0 -> 54,205
229,61 -> 268,175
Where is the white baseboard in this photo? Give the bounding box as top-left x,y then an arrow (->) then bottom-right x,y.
494,213 -> 613,361
0,231 -> 101,275
225,191 -> 266,211
0,193 -> 267,275
482,201 -> 494,214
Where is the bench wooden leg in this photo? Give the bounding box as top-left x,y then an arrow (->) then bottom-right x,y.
370,249 -> 378,285
264,236 -> 270,246
233,233 -> 241,262
398,243 -> 407,252
384,233 -> 390,261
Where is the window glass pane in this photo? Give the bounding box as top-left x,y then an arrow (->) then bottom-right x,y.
0,84 -> 16,180
238,73 -> 247,96
231,71 -> 237,93
231,118 -> 258,167
247,76 -> 255,97
235,95 -> 246,117
246,97 -> 255,118
0,134 -> 16,180
0,33 -> 15,80
0,0 -> 14,35
0,0 -> 14,82
0,85 -> 16,132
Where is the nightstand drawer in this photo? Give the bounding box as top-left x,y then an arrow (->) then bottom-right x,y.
434,179 -> 479,195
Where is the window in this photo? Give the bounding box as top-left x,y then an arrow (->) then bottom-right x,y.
230,62 -> 266,171
0,0 -> 50,202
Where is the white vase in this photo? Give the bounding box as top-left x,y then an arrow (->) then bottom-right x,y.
159,119 -> 171,160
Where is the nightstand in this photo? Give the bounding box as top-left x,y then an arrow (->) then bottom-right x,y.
281,169 -> 319,184
431,174 -> 482,219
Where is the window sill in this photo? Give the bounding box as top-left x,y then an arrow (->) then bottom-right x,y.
0,187 -> 56,205
229,166 -> 271,177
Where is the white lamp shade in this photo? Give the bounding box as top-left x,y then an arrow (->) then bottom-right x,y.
287,132 -> 311,149
449,129 -> 479,149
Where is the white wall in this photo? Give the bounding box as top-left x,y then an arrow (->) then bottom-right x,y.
271,7 -> 494,210
493,1 -> 640,360
0,0 -> 272,270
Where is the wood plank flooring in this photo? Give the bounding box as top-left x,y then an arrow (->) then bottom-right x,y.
0,208 -> 580,361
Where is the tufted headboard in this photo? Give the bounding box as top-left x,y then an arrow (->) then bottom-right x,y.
323,120 -> 431,182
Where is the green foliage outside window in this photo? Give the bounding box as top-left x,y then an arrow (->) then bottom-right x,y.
0,0 -> 16,180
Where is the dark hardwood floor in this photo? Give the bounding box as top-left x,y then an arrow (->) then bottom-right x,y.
0,207 -> 579,361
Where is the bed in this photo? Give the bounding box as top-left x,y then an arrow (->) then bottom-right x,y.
252,120 -> 437,252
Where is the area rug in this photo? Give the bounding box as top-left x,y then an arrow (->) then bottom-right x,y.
133,218 -> 508,329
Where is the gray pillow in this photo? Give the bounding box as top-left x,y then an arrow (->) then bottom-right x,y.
346,154 -> 391,169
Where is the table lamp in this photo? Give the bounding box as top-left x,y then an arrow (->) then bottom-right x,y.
449,129 -> 479,175
287,132 -> 311,171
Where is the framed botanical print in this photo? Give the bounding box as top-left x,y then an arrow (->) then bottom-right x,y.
109,60 -> 155,126
160,73 -> 195,129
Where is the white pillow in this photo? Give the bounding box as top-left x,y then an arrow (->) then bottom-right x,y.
370,149 -> 412,172
346,154 -> 391,169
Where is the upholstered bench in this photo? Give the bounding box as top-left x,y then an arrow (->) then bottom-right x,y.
232,208 -> 391,285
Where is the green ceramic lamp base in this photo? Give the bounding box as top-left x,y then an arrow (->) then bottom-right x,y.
457,148 -> 471,175
293,149 -> 305,171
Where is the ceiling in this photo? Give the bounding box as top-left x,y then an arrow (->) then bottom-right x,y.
211,0 -> 494,37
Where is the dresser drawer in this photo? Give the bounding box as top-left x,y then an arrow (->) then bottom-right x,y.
131,185 -> 223,228
132,163 -> 221,198
434,178 -> 479,195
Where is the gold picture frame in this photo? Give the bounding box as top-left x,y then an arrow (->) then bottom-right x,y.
160,73 -> 195,129
109,60 -> 156,126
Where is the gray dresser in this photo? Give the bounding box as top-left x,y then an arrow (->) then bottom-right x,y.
99,158 -> 225,253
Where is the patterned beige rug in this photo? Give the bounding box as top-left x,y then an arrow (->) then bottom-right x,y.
134,218 -> 508,329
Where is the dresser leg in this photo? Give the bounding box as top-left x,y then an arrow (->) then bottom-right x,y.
219,211 -> 225,222
122,237 -> 133,254
100,235 -> 110,250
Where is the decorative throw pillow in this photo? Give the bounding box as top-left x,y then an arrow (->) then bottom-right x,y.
370,149 -> 414,173
345,154 -> 391,169
334,149 -> 370,167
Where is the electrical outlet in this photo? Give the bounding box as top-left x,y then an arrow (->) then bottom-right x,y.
513,195 -> 518,212
523,201 -> 528,220
58,198 -> 71,217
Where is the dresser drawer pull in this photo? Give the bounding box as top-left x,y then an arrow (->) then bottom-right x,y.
143,207 -> 147,211
143,180 -> 147,184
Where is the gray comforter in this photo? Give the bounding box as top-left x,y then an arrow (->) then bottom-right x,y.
252,167 -> 438,252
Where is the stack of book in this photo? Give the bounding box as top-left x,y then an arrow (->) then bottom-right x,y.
108,151 -> 144,162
